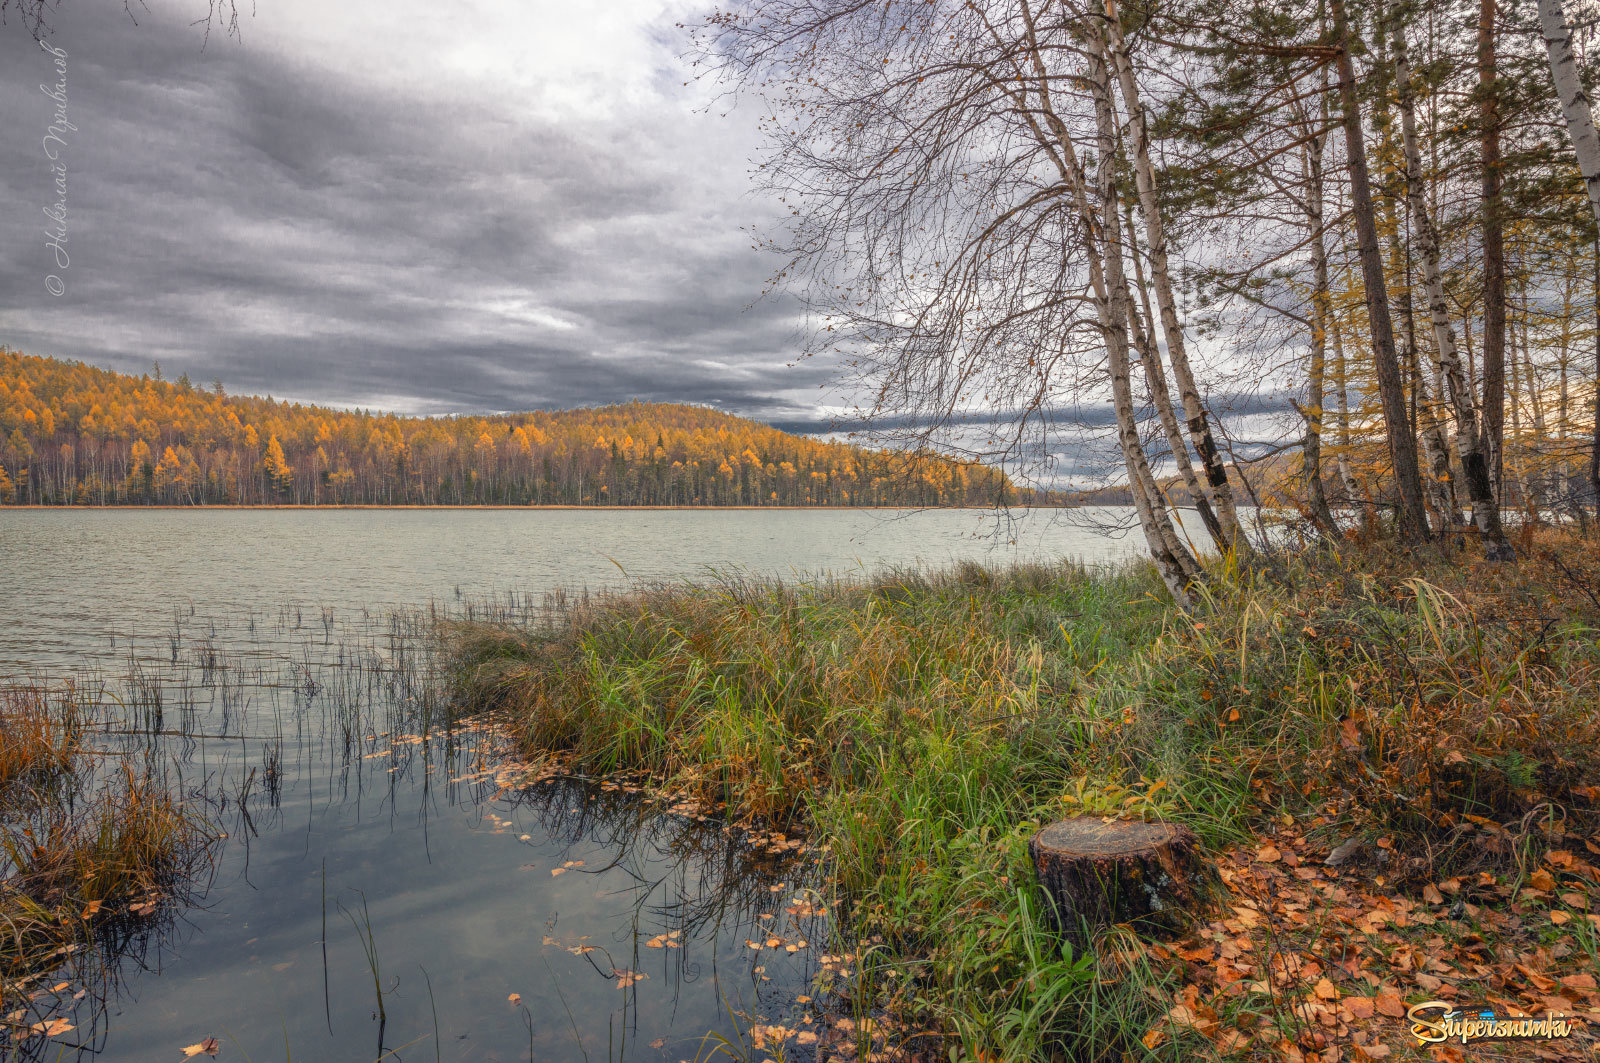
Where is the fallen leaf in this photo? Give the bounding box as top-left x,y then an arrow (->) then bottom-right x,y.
613,968 -> 648,989
29,1019 -> 74,1038
508,993 -> 522,1006
1375,993 -> 1405,1018
180,1038 -> 220,1057
1313,977 -> 1339,1001
1529,869 -> 1557,891
1258,845 -> 1282,864
550,868 -> 567,877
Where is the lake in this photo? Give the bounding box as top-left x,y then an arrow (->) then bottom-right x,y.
0,507 -> 1171,1062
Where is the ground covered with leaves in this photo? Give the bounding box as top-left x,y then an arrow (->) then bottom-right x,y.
449,527 -> 1600,1062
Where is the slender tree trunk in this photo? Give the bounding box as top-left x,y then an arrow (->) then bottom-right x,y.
1539,0 -> 1600,228
1301,103 -> 1340,536
1332,305 -> 1375,531
1333,0 -> 1432,542
1124,201 -> 1223,541
1480,0 -> 1509,506
1101,0 -> 1246,556
1392,16 -> 1503,539
1593,239 -> 1600,518
1011,4 -> 1200,597
1084,29 -> 1201,600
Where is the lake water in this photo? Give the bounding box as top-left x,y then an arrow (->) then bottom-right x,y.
0,507 -> 1167,1062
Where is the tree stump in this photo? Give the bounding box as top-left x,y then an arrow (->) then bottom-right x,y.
1028,817 -> 1212,939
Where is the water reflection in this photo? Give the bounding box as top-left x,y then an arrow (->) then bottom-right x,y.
2,598 -> 826,1062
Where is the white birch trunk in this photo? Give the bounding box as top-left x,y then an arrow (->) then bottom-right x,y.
1100,0 -> 1246,555
1540,0 -> 1600,230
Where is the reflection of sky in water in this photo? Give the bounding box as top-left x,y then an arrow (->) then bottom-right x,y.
1,508 -> 1159,1060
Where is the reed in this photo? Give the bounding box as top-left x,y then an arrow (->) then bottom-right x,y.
0,689 -> 82,796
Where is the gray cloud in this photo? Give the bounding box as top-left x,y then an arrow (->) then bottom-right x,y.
1,1 -> 824,419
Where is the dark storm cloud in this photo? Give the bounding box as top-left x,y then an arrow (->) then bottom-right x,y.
0,3 -> 821,419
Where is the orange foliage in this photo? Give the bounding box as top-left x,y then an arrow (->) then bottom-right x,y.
0,350 -> 1023,507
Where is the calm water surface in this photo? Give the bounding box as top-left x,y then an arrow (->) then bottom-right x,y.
0,508 -> 1163,1062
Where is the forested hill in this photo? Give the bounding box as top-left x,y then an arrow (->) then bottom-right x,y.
0,351 -> 1026,507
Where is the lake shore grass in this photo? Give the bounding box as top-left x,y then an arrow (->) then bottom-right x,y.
0,688 -> 215,1033
446,530 -> 1600,1061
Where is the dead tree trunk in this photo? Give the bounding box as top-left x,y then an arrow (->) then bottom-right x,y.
1029,817 -> 1212,937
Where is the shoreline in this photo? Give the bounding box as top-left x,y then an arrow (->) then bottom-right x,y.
0,503 -> 1080,512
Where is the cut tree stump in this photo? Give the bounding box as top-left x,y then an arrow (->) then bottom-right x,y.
1028,817 -> 1212,939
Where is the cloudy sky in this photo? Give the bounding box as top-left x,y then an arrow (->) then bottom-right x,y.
0,0 -> 842,424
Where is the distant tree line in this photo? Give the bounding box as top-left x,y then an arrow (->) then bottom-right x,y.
0,351 -> 1032,507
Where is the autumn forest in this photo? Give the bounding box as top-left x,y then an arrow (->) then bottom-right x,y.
0,351 -> 1022,507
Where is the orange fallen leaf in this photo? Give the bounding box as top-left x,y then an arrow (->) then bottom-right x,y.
508,993 -> 522,1006
1375,993 -> 1405,1018
29,1019 -> 74,1038
180,1037 -> 220,1057
1313,977 -> 1339,1001
1257,845 -> 1282,864
1343,996 -> 1375,1019
1529,869 -> 1557,892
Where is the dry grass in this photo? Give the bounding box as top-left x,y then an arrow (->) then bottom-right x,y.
0,689 -> 214,1017
0,689 -> 81,797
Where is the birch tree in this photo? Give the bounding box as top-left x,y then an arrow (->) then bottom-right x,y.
1537,0 -> 1600,512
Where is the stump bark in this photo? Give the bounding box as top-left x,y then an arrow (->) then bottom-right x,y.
1028,817 -> 1211,939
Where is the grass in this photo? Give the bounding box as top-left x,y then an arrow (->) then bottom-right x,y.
0,690 -> 81,798
446,528 -> 1600,1061
0,686 -> 215,1033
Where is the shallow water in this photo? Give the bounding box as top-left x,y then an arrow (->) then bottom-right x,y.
1,507 -> 1167,1061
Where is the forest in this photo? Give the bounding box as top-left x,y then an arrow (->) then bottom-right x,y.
692,0 -> 1600,593
0,351 -> 1023,507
